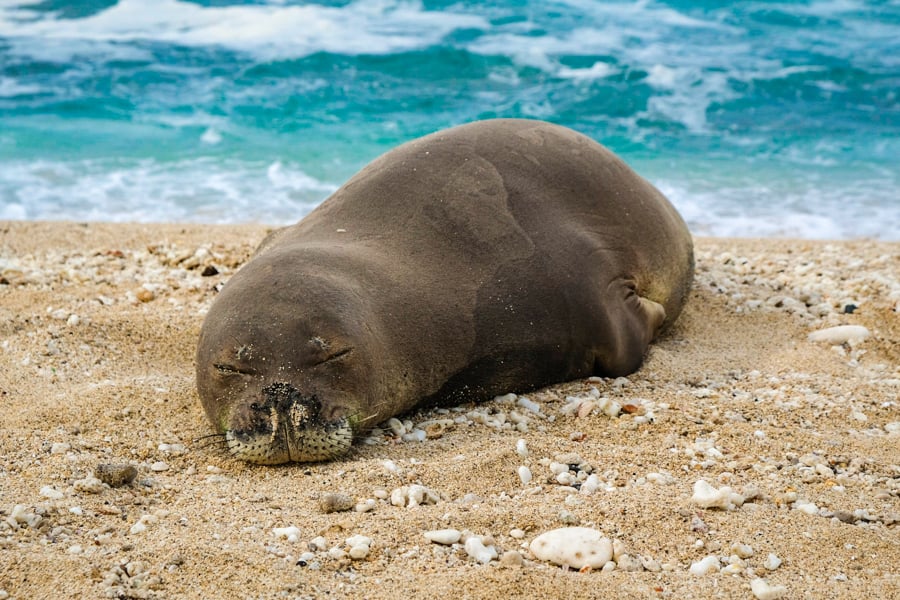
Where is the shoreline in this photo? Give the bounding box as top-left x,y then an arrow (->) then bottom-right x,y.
1,221 -> 898,599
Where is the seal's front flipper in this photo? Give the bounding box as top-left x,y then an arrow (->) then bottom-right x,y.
594,281 -> 667,377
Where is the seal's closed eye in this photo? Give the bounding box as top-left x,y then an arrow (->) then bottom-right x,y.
314,347 -> 353,367
214,363 -> 255,376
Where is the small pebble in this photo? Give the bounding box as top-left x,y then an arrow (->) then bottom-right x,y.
273,526 -> 301,543
308,536 -> 328,551
516,439 -> 528,457
689,555 -> 721,576
319,493 -> 354,514
764,553 -> 783,571
691,480 -> 744,510
40,485 -> 64,500
74,476 -> 107,494
807,325 -> 870,344
518,465 -> 532,485
529,527 -> 612,569
424,529 -> 461,545
390,484 -> 440,507
150,461 -> 169,472
50,442 -> 71,454
95,463 -> 138,487
509,528 -> 525,539
464,536 -> 497,564
345,534 -> 372,560
500,550 -> 524,567
750,578 -> 788,600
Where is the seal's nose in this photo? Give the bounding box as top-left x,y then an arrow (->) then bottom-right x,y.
262,382 -> 322,427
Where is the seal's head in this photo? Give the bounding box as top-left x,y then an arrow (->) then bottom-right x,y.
196,248 -> 383,464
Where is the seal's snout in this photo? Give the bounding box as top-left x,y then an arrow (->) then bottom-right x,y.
262,382 -> 316,416
262,382 -> 324,430
224,382 -> 354,465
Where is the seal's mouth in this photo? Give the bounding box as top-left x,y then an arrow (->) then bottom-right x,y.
224,382 -> 353,465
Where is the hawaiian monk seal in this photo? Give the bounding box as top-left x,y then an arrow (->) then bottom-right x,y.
196,119 -> 693,464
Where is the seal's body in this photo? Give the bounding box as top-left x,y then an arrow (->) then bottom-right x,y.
196,119 -> 693,464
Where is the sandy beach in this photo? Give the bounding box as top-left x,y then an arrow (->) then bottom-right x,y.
0,220 -> 897,599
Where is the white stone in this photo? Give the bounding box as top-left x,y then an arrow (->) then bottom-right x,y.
529,527 -> 613,569
272,526 -> 301,543
690,479 -> 744,510
764,553 -> 783,571
518,465 -> 532,485
807,325 -> 870,344
74,476 -> 106,494
464,536 -> 497,564
308,536 -> 328,551
517,396 -> 541,414
580,473 -> 601,495
50,442 -> 71,454
390,484 -> 440,507
150,461 -> 169,472
424,529 -> 461,545
129,520 -> 147,535
40,485 -> 64,500
516,439 -> 528,457
750,578 -> 788,600
689,555 -> 721,576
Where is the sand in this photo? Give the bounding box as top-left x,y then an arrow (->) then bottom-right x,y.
0,220 -> 897,599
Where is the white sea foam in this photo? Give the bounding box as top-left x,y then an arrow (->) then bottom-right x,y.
0,0 -> 488,60
0,158 -> 337,224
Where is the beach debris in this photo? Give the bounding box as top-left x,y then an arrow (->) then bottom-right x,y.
318,492 -> 354,514
689,555 -> 721,576
389,484 -> 441,507
424,529 -> 461,545
39,485 -> 64,500
807,325 -> 870,344
464,534 -> 498,564
750,577 -> 788,600
517,465 -> 533,485
345,534 -> 373,559
272,526 -> 301,543
529,527 -> 613,569
74,476 -> 107,494
764,553 -> 783,571
95,463 -> 138,487
690,479 -> 745,510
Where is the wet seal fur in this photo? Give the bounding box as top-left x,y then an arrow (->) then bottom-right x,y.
196,119 -> 694,464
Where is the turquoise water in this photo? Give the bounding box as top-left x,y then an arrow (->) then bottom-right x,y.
1,0 -> 898,238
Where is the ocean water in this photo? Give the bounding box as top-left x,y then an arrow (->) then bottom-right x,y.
1,0 -> 898,239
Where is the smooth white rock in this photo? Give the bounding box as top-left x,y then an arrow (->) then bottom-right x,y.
807,325 -> 870,344
39,485 -> 64,500
516,439 -> 528,457
750,578 -> 788,600
689,555 -> 721,576
518,465 -> 533,485
464,536 -> 498,564
529,527 -> 613,569
272,526 -> 301,543
424,529 -> 461,545
690,479 -> 744,510
50,442 -> 71,454
764,553 -> 783,571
